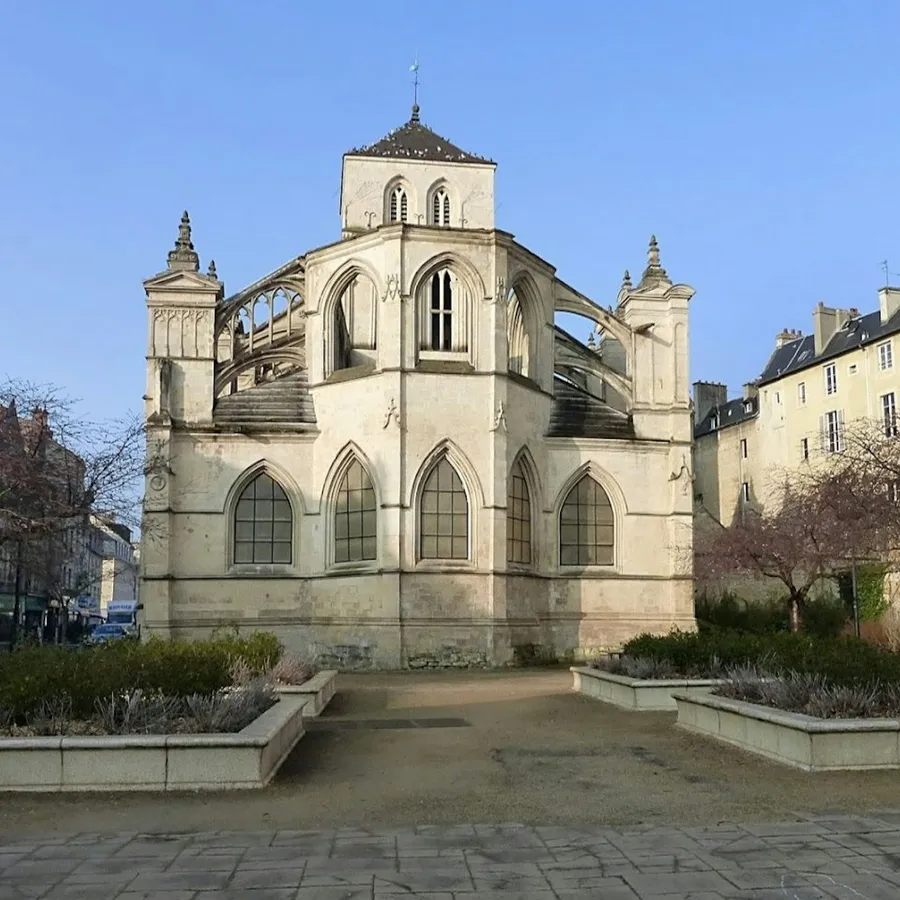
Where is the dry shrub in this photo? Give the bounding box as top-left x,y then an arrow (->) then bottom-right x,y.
880,605 -> 900,652
269,654 -> 315,686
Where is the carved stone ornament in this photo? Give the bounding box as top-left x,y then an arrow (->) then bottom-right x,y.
490,401 -> 507,432
383,397 -> 401,429
381,273 -> 400,303
494,275 -> 506,305
149,474 -> 167,493
668,453 -> 694,495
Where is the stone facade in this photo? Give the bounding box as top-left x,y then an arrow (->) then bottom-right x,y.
139,108 -> 696,668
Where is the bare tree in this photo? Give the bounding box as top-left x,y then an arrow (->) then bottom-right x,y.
694,470 -> 893,632
0,379 -> 144,647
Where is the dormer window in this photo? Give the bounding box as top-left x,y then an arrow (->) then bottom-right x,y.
389,186 -> 408,223
432,188 -> 450,226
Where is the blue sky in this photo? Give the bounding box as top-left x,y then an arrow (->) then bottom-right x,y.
3,1 -> 899,421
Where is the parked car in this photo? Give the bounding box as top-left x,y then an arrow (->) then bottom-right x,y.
87,623 -> 136,644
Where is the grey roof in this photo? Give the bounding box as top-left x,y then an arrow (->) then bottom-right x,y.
345,109 -> 493,165
547,376 -> 635,439
214,374 -> 316,431
758,308 -> 900,385
694,395 -> 758,438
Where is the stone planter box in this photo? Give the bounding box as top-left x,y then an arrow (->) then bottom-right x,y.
0,695 -> 308,793
275,669 -> 336,717
571,666 -> 722,711
674,691 -> 900,771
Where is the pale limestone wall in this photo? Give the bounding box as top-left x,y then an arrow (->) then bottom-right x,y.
141,140 -> 694,668
340,156 -> 495,233
694,417 -> 760,526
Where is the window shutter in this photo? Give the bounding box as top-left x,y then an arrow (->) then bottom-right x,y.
818,415 -> 826,452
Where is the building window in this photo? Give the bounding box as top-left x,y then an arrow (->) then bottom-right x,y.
821,410 -> 845,454
234,473 -> 292,565
775,391 -> 781,405
740,438 -> 748,459
801,437 -> 809,461
431,188 -> 450,226
880,341 -> 894,371
429,271 -> 453,351
507,461 -> 532,565
849,363 -> 858,375
798,382 -> 806,405
824,363 -> 837,396
389,185 -> 408,223
741,482 -> 750,503
334,460 -> 377,563
420,459 -> 468,560
559,474 -> 614,567
882,392 -> 897,437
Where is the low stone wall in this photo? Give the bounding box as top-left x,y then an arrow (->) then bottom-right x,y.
0,695 -> 308,792
571,666 -> 722,711
274,670 -> 336,716
674,691 -> 900,771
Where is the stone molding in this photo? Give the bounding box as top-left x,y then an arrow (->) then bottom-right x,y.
571,666 -> 721,711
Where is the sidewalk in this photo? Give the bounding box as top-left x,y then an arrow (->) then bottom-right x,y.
2,814 -> 900,898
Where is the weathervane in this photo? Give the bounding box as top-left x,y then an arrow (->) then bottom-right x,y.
410,56 -> 420,120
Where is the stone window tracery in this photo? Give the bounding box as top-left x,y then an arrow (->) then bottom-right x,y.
335,460 -> 377,563
420,458 -> 468,560
389,185 -> 408,223
234,473 -> 292,565
429,271 -> 453,351
559,474 -> 614,566
507,461 -> 532,565
432,188 -> 450,226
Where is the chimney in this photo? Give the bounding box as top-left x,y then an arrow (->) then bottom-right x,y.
693,381 -> 728,427
742,382 -> 758,401
775,328 -> 802,349
812,303 -> 851,355
879,287 -> 900,325
31,407 -> 50,437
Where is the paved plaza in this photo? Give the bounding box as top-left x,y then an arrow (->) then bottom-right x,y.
4,816 -> 900,898
4,671 -> 900,897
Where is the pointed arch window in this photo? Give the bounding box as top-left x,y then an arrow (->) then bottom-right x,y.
507,461 -> 532,565
420,458 -> 468,559
430,271 -> 453,350
234,473 -> 292,565
389,185 -> 408,223
432,188 -> 450,226
335,459 -> 377,563
559,474 -> 614,566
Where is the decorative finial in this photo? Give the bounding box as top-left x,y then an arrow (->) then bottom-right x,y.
587,330 -> 596,349
167,210 -> 199,272
622,269 -> 632,288
639,233 -> 670,288
410,57 -> 420,122
207,259 -> 217,279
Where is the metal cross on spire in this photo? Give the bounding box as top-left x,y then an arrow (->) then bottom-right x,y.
410,56 -> 420,122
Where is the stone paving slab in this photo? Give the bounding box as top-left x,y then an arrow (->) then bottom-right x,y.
4,813 -> 900,897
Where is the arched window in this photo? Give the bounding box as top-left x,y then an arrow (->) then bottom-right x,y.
507,461 -> 532,565
420,458 -> 468,559
507,289 -> 530,377
432,188 -> 450,226
430,271 -> 453,351
389,185 -> 408,223
234,472 -> 292,564
559,474 -> 614,566
335,459 -> 377,563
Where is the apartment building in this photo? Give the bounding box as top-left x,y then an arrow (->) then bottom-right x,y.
694,285 -> 900,524
92,516 -> 139,617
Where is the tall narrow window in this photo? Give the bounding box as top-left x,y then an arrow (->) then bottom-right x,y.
432,188 -> 450,225
507,462 -> 532,565
234,473 -> 292,565
798,382 -> 806,405
559,474 -> 614,566
335,460 -> 377,563
741,482 -> 750,503
430,271 -> 453,351
880,341 -> 894,371
801,437 -> 809,461
740,438 -> 748,459
420,459 -> 468,560
882,392 -> 897,437
389,186 -> 408,223
821,410 -> 845,454
824,363 -> 837,396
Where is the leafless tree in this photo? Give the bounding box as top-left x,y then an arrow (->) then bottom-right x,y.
0,379 -> 145,647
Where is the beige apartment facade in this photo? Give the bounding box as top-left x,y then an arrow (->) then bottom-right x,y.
694,287 -> 900,525
140,106 -> 696,669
